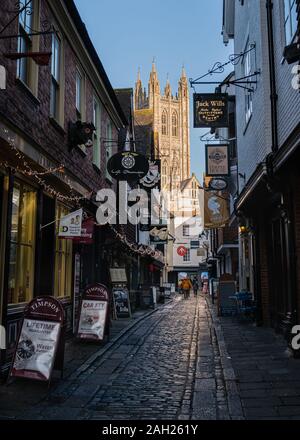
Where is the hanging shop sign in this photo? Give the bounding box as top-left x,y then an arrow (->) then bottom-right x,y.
10,297 -> 65,382
68,121 -> 95,150
107,152 -> 149,182
149,226 -> 169,243
77,284 -> 110,342
72,217 -> 94,244
177,246 -> 188,257
139,160 -> 161,189
194,93 -> 229,128
113,288 -> 131,319
205,144 -> 230,177
0,65 -> 6,89
58,208 -> 83,238
197,248 -> 207,257
208,177 -> 228,191
204,191 -> 230,229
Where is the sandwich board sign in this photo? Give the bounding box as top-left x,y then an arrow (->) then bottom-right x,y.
77,284 -> 110,341
217,274 -> 236,316
10,296 -> 65,382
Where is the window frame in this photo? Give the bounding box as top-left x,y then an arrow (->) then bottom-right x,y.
183,248 -> 191,262
284,0 -> 298,44
242,41 -> 253,126
7,180 -> 37,306
172,111 -> 178,137
183,225 -> 190,237
50,31 -> 62,122
93,95 -> 102,168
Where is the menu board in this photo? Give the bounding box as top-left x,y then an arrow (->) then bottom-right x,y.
11,319 -> 60,381
110,268 -> 127,283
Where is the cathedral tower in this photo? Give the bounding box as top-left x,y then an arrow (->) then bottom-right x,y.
134,64 -> 191,193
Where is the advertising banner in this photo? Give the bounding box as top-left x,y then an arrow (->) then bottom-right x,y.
204,191 -> 230,228
77,300 -> 108,341
59,208 -> 83,238
11,319 -> 60,381
77,284 -> 110,342
10,296 -> 64,382
205,144 -> 230,177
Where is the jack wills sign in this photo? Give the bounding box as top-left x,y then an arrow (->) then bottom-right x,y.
194,93 -> 229,128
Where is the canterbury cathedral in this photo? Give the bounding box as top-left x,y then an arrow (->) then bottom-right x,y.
134,63 -> 191,195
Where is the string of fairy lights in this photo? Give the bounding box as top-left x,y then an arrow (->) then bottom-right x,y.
109,224 -> 164,263
1,128 -> 164,263
1,128 -> 93,202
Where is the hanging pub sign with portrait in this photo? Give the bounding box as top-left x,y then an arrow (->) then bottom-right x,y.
139,160 -> 161,190
194,93 -> 229,128
107,152 -> 149,182
205,144 -> 230,177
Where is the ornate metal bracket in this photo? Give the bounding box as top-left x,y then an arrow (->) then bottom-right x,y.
190,44 -> 260,92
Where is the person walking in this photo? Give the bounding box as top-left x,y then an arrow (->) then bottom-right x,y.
181,277 -> 192,300
192,278 -> 199,297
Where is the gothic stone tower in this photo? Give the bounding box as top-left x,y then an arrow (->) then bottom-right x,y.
134,63 -> 191,193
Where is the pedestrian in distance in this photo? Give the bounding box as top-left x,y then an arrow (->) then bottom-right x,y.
192,278 -> 199,297
181,277 -> 192,300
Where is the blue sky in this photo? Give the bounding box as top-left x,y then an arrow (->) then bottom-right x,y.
74,0 -> 233,181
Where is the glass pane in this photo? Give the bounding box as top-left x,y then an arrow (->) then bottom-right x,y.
76,71 -> 82,111
291,1 -> 298,37
8,182 -> 36,305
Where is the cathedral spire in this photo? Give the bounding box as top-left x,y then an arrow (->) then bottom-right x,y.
164,73 -> 172,98
152,57 -> 156,72
181,64 -> 187,79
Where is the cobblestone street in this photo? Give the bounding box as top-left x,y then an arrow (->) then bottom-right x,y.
1,294 -> 300,421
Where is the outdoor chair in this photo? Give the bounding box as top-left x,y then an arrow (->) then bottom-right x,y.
229,292 -> 257,322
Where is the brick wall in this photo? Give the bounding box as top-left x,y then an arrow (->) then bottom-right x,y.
0,0 -> 120,195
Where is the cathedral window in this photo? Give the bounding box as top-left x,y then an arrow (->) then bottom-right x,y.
172,111 -> 178,137
162,110 -> 168,135
162,160 -> 168,186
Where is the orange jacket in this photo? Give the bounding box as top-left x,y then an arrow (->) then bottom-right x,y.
181,279 -> 192,290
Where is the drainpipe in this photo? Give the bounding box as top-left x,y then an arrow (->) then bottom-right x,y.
266,0 -> 279,153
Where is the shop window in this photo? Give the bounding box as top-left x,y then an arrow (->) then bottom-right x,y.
54,204 -> 73,298
8,182 -> 37,305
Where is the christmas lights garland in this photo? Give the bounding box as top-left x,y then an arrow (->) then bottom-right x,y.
1,128 -> 93,202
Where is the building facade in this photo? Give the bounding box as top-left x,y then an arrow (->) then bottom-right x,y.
0,0 -> 132,375
223,0 -> 300,346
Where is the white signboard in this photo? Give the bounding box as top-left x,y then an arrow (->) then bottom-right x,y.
77,300 -> 108,341
110,268 -> 127,283
59,208 -> 83,238
11,319 -> 60,381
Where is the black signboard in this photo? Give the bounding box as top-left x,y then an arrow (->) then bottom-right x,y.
107,152 -> 149,182
194,93 -> 229,128
113,288 -> 131,319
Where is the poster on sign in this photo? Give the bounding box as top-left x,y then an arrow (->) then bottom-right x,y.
10,296 -> 64,382
77,284 -> 110,342
11,320 -> 60,381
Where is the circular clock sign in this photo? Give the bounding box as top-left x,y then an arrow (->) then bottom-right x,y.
177,246 -> 188,257
107,152 -> 149,182
209,178 -> 228,191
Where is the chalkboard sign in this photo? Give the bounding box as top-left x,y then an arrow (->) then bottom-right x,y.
217,276 -> 236,316
113,288 -> 131,319
10,297 -> 65,382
